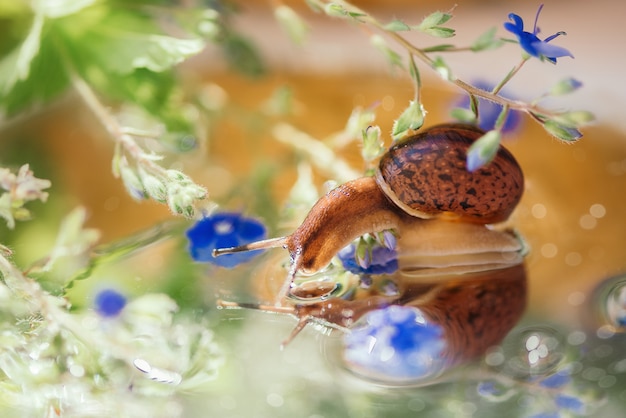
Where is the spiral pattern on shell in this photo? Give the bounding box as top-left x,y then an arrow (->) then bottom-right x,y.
376,124 -> 524,224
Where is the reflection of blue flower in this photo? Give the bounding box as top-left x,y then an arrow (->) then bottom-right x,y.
504,5 -> 573,63
555,394 -> 585,414
338,243 -> 398,275
457,80 -> 522,134
95,289 -> 127,317
186,212 -> 267,268
343,306 -> 446,382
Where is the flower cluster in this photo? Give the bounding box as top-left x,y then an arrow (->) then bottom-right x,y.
343,305 -> 446,382
186,212 -> 267,268
0,164 -> 51,229
116,154 -> 208,218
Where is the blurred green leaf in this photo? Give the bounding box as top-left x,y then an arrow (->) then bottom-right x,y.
471,27 -> 503,51
0,2 -> 206,117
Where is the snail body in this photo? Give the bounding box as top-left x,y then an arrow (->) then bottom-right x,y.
213,123 -> 524,302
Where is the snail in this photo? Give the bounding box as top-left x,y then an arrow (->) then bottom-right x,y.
213,123 -> 524,302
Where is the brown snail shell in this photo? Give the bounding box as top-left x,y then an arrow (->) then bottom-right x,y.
376,124 -> 524,224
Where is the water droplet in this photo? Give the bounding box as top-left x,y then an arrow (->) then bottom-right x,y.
591,274 -> 626,333
498,326 -> 566,378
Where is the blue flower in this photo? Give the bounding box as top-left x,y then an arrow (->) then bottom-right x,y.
539,370 -> 571,389
554,394 -> 585,414
338,242 -> 398,275
343,305 -> 447,382
94,288 -> 127,317
186,212 -> 267,268
456,80 -> 522,134
504,4 -> 573,63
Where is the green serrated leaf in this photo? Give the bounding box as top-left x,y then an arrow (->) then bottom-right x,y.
542,120 -> 582,141
419,10 -> 452,29
71,10 -> 205,74
392,100 -> 425,141
384,19 -> 411,31
422,26 -> 455,38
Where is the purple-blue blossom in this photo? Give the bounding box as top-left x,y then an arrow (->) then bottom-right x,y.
343,305 -> 446,382
338,242 -> 398,275
94,288 -> 127,317
504,4 -> 573,63
186,212 -> 267,268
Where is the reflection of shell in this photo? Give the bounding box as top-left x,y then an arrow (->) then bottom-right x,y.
328,264 -> 527,385
402,264 -> 527,361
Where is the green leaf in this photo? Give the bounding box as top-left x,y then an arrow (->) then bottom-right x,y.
384,19 -> 411,32
450,107 -> 477,123
432,56 -> 453,80
548,77 -> 583,96
67,9 -> 205,75
421,26 -> 455,38
542,120 -> 582,141
221,31 -> 265,77
418,10 -> 452,29
33,0 -> 96,18
466,130 -> 501,171
553,110 -> 594,126
0,13 -> 44,95
392,100 -> 425,141
274,5 -> 309,45
370,34 -> 403,68
0,29 -> 71,116
471,27 -> 503,51
422,44 -> 455,52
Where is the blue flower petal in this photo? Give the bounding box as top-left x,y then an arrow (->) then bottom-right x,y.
94,288 -> 127,317
504,13 -> 524,33
555,394 -> 585,414
531,41 -> 574,59
343,306 -> 447,382
186,212 -> 267,268
338,243 -> 398,275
